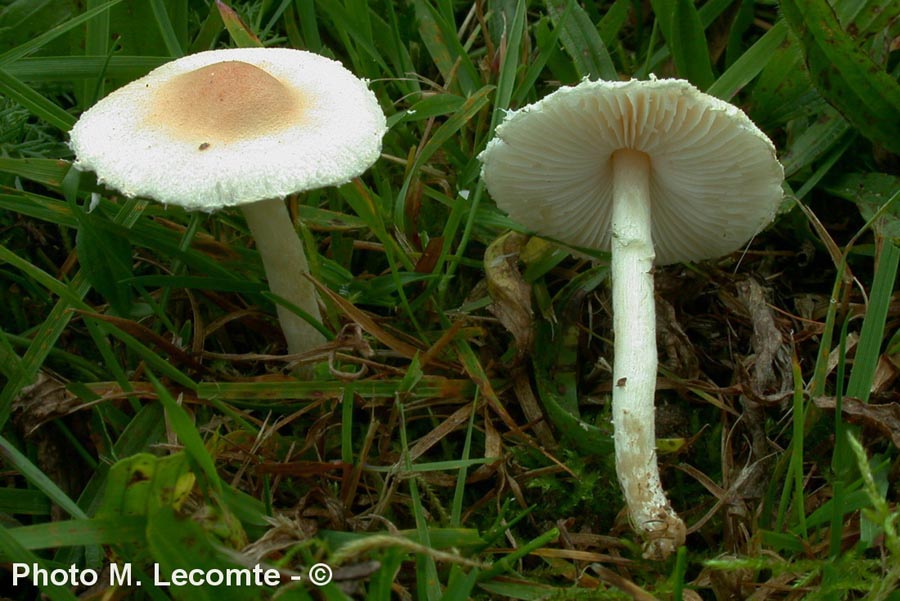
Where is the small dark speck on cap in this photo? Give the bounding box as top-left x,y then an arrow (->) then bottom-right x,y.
199,142 -> 210,151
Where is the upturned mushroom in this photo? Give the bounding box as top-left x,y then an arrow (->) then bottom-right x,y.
480,77 -> 783,559
69,47 -> 387,357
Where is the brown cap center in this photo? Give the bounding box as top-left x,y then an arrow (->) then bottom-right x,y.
146,61 -> 304,144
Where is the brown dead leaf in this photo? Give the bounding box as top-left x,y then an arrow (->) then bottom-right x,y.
813,396 -> 900,449
736,279 -> 792,402
589,564 -> 659,601
154,217 -> 238,260
527,547 -> 632,564
888,329 -> 900,370
511,366 -> 556,448
414,236 -> 443,273
408,402 -> 475,462
470,407 -> 503,482
699,554 -> 758,601
11,371 -> 94,519
873,354 -> 899,393
484,231 -> 533,360
795,201 -> 854,285
242,513 -> 318,564
73,310 -> 209,374
656,297 -> 699,378
310,277 -> 454,371
12,371 -> 80,434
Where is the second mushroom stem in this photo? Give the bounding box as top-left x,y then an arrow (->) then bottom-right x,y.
610,149 -> 686,559
241,197 -> 327,356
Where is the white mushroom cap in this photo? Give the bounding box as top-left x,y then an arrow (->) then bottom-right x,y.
69,48 -> 387,210
480,78 -> 783,265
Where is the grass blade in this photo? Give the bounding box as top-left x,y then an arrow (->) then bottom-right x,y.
0,69 -> 75,131
81,0 -> 110,105
5,517 -> 145,550
0,198 -> 147,430
5,56 -> 166,82
0,157 -> 70,188
845,242 -> 900,401
216,0 -> 263,48
780,0 -> 900,153
0,527 -> 78,600
395,85 -> 493,231
669,0 -> 715,89
489,0 -> 526,133
545,0 -> 617,81
0,0 -> 126,67
708,20 -> 787,101
146,371 -> 222,496
149,0 -> 185,57
413,0 -> 480,94
0,435 -> 87,520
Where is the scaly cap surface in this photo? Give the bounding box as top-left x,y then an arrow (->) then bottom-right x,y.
70,48 -> 387,210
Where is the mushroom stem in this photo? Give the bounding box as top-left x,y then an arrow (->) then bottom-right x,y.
241,198 -> 326,355
610,149 -> 686,559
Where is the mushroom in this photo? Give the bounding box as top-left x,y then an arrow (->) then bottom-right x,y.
480,78 -> 783,559
69,48 -> 387,357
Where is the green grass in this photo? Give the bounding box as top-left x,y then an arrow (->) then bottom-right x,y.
1,0 -> 899,599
